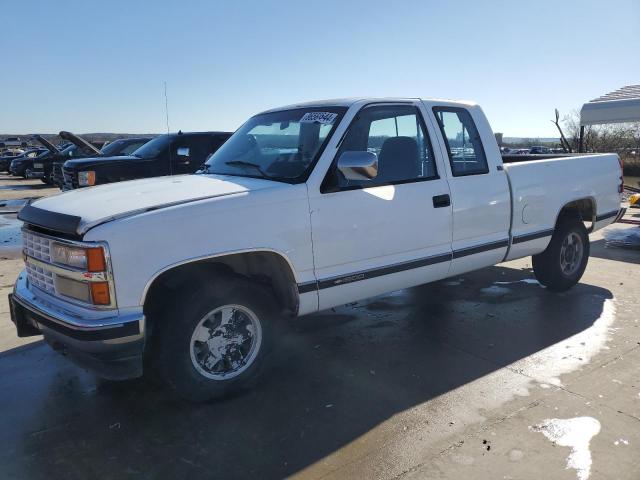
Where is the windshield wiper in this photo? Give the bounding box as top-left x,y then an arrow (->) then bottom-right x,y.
224,160 -> 269,177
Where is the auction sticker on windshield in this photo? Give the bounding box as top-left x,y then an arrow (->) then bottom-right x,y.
299,112 -> 338,124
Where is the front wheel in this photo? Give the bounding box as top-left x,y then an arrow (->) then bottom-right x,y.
152,276 -> 276,402
532,215 -> 590,292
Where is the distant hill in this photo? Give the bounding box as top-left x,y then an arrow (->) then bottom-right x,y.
4,132 -> 561,149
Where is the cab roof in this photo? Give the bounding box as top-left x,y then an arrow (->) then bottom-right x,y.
259,97 -> 477,114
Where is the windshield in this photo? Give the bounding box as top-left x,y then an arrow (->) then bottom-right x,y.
60,144 -> 77,156
99,139 -> 127,156
204,107 -> 347,182
131,135 -> 172,159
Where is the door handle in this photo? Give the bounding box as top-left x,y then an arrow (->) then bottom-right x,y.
432,194 -> 451,208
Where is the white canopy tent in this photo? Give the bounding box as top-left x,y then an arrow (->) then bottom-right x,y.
579,85 -> 640,151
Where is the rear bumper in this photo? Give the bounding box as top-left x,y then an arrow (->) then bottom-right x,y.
9,273 -> 145,380
614,207 -> 627,223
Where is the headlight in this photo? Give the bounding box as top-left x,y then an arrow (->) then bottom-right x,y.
78,171 -> 96,186
51,243 -> 106,272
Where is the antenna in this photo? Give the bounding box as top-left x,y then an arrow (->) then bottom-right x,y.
164,81 -> 170,134
164,81 -> 173,176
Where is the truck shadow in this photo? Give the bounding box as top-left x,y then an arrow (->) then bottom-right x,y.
0,265 -> 613,479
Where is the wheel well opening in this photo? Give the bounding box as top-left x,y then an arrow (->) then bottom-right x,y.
143,252 -> 299,332
557,198 -> 595,229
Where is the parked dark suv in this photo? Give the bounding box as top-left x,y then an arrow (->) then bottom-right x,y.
61,131 -> 232,190
3,148 -> 48,175
50,136 -> 152,186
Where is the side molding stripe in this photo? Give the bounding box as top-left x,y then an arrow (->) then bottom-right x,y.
316,252 -> 452,291
451,239 -> 509,259
297,281 -> 318,294
297,237 -> 513,294
595,210 -> 619,222
512,229 -> 554,244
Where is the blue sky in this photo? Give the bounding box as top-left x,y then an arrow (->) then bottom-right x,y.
2,0 -> 638,137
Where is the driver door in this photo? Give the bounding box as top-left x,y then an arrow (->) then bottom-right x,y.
308,103 -> 453,310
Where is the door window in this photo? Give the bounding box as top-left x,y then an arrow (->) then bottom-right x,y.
432,107 -> 488,176
325,105 -> 437,191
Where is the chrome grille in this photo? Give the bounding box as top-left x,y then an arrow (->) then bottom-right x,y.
25,260 -> 55,294
62,167 -> 76,190
23,230 -> 53,263
52,163 -> 64,187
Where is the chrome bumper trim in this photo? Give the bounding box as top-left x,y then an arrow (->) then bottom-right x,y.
13,271 -> 143,335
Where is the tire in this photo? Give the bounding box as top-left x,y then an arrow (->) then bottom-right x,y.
152,275 -> 277,402
532,215 -> 590,292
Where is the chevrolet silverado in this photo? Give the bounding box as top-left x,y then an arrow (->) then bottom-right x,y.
9,98 -> 623,401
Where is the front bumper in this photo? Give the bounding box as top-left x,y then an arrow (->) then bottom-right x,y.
9,272 -> 145,380
26,169 -> 44,179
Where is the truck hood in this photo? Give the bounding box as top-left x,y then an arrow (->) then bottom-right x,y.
59,131 -> 102,155
19,174 -> 283,236
31,135 -> 60,154
64,155 -> 136,169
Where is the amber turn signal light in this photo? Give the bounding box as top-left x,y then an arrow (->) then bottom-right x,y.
90,282 -> 111,305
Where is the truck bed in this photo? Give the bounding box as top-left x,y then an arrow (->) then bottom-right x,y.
502,153 -> 589,164
502,152 -> 621,261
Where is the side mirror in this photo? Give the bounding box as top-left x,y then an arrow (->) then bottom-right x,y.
177,147 -> 190,157
337,151 -> 378,181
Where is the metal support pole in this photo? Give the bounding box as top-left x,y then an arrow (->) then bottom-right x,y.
578,125 -> 585,153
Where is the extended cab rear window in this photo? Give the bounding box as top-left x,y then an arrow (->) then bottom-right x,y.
432,107 -> 489,176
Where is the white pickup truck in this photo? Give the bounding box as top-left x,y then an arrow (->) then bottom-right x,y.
10,98 -> 623,401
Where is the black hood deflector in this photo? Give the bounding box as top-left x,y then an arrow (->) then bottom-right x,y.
18,204 -> 82,238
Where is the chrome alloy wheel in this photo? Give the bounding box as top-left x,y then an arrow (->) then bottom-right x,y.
559,232 -> 584,276
189,304 -> 262,380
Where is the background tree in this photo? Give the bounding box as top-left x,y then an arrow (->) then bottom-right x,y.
561,110 -> 640,175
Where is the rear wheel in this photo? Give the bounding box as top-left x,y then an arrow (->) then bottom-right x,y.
532,215 -> 590,292
152,275 -> 277,402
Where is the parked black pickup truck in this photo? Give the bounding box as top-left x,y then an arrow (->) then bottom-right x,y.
61,131 -> 232,190
51,136 -> 152,187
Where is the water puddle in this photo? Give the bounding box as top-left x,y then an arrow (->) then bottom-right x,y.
0,198 -> 32,213
479,285 -> 512,296
0,215 -> 23,252
0,184 -> 38,191
494,278 -> 540,286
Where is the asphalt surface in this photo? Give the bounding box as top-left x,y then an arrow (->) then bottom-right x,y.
0,174 -> 639,480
